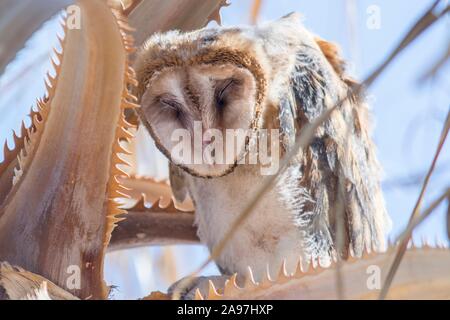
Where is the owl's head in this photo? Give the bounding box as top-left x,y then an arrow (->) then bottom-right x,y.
134,13 -> 340,178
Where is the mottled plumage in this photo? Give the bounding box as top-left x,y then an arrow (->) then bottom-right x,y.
134,13 -> 391,295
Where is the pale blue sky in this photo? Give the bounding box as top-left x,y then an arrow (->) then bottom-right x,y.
0,0 -> 448,299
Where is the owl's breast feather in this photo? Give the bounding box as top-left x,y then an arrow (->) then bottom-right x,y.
186,164 -> 311,281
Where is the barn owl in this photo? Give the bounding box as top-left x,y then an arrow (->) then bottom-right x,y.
134,13 -> 391,297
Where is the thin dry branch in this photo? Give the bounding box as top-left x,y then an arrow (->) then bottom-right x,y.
379,109 -> 450,299
382,162 -> 450,189
418,42 -> 450,82
250,0 -> 262,25
364,0 -> 449,87
334,123 -> 353,300
395,187 -> 450,247
0,0 -> 73,75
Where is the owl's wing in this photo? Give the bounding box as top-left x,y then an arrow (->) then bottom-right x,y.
169,162 -> 189,203
283,43 -> 390,260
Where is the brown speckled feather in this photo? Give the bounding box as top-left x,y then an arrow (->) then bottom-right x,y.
283,40 -> 390,259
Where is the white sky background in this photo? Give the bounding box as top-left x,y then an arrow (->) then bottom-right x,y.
0,0 -> 449,299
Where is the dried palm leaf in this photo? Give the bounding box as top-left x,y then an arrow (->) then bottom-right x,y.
0,0 -> 137,299
0,0 -> 73,75
109,205 -> 198,251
